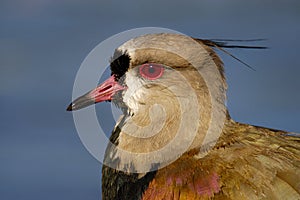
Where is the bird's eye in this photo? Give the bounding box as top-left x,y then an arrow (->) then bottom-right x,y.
139,63 -> 164,80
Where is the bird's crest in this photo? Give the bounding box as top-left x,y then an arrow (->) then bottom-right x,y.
193,38 -> 267,71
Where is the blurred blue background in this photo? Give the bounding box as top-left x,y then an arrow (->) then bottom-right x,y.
1,1 -> 299,199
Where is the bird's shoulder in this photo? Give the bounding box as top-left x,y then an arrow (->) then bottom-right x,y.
142,121 -> 300,200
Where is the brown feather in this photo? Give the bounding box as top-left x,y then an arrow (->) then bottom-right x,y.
141,119 -> 300,200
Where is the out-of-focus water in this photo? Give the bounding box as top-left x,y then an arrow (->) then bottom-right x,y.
1,1 -> 300,199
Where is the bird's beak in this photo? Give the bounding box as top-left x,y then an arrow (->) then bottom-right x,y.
66,75 -> 125,111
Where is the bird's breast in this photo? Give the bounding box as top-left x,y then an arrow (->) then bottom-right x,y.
141,150 -> 221,200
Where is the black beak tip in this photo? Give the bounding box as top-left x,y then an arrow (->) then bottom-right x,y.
66,94 -> 95,112
66,103 -> 73,111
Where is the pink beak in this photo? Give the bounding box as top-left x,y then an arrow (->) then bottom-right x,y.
67,75 -> 125,111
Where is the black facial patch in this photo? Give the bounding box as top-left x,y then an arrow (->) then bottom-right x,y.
109,50 -> 130,113
110,50 -> 131,81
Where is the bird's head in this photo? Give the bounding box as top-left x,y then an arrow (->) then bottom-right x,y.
67,33 -> 228,172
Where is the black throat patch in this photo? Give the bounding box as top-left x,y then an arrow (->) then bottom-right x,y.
102,115 -> 157,200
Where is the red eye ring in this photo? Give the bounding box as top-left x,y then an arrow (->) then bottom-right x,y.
139,63 -> 164,80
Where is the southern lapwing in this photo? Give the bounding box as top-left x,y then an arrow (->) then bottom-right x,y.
67,33 -> 300,200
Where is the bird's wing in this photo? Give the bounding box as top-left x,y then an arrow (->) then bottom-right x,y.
142,121 -> 300,200
213,121 -> 300,199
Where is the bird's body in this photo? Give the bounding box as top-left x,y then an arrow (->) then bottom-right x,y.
102,118 -> 300,200
68,33 -> 300,199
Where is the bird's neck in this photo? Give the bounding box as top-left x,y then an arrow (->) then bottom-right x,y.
106,96 -> 228,173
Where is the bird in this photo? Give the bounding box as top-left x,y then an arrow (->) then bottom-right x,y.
67,33 -> 300,200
